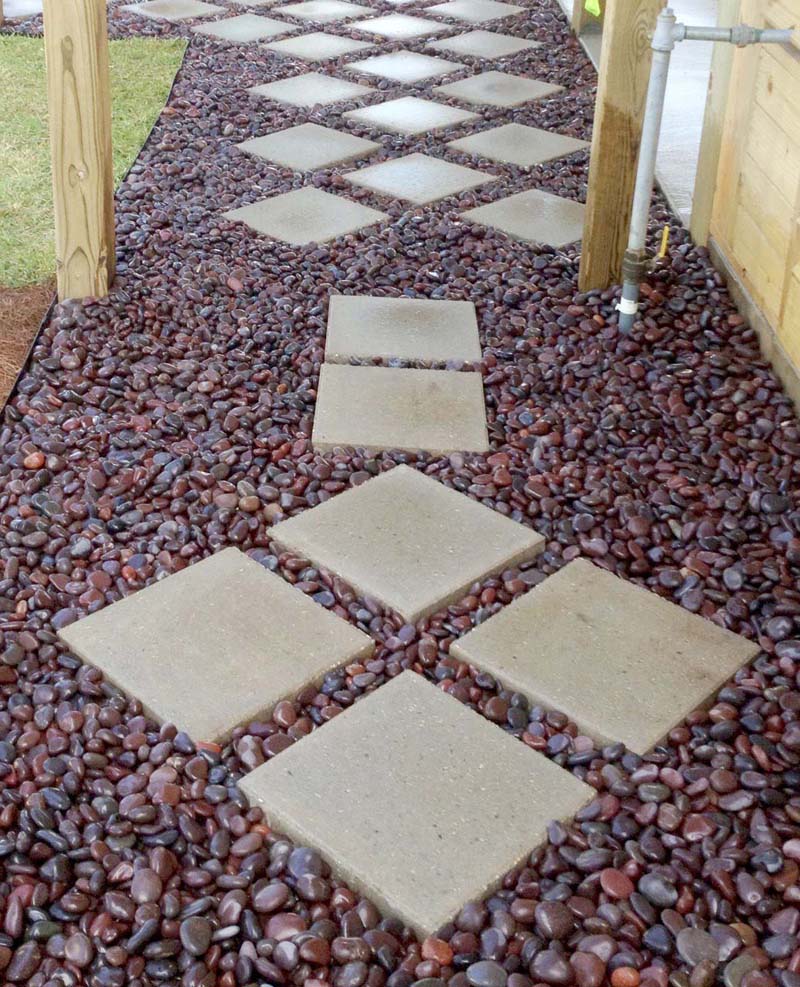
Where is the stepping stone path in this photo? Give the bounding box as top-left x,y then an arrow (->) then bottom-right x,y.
344,152 -> 494,203
193,13 -> 299,41
58,548 -> 373,744
265,31 -> 374,60
248,71 -> 373,107
427,0 -> 526,23
273,0 -> 374,22
462,186 -> 586,246
351,13 -> 449,39
240,671 -> 594,936
343,95 -> 477,135
435,70 -> 562,107
238,122 -> 380,170
123,0 -> 224,20
428,28 -> 541,56
449,122 -> 589,167
345,50 -> 464,83
451,558 -> 759,755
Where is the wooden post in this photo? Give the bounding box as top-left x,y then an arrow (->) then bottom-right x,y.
42,0 -> 115,301
578,0 -> 665,291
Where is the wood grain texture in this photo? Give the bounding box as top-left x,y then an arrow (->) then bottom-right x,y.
578,0 -> 664,291
42,0 -> 115,301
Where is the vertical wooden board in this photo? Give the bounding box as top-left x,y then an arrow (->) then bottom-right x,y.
572,1 -> 603,35
780,269 -> 800,366
578,0 -> 664,292
43,0 -> 115,301
730,205 -> 784,325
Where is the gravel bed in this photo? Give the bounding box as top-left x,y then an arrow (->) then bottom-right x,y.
1,2 -> 800,987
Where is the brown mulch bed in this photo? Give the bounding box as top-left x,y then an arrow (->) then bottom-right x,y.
0,279 -> 53,405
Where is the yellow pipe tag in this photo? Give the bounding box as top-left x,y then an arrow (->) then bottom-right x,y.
658,225 -> 670,258
585,0 -> 601,15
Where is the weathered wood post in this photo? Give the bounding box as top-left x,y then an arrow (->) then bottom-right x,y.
42,0 -> 115,301
579,0 -> 665,291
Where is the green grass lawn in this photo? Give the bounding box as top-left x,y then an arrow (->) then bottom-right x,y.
0,35 -> 186,288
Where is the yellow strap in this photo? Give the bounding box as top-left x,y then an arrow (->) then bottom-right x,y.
658,225 -> 671,258
585,0 -> 601,15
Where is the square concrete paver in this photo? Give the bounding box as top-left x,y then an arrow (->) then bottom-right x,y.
227,0 -> 277,6
122,0 -> 225,19
224,187 -> 388,244
241,671 -> 592,936
449,123 -> 589,167
274,0 -> 372,21
435,70 -> 562,107
428,0 -> 524,23
265,31 -> 374,60
346,50 -> 464,83
238,124 -> 380,170
193,13 -> 298,40
59,548 -> 374,744
249,72 -> 373,106
344,97 -> 477,136
325,295 -> 481,363
345,152 -> 494,204
312,364 -> 489,455
452,559 -> 760,756
351,13 -> 448,38
428,29 -> 541,57
270,466 -> 542,620
461,187 -> 585,247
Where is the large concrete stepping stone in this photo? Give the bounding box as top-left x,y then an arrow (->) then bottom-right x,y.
224,187 -> 388,244
269,464 -> 542,620
428,0 -> 524,23
325,294 -> 481,363
428,29 -> 540,57
122,0 -> 225,20
312,364 -> 489,455
238,123 -> 380,170
449,123 -> 589,167
59,548 -> 374,745
274,0 -> 373,21
346,50 -> 464,84
352,13 -> 448,38
345,152 -> 494,204
265,32 -> 374,60
193,13 -> 298,40
241,671 -> 592,937
452,559 -> 759,756
435,70 -> 561,107
461,187 -> 585,247
344,96 -> 477,136
249,71 -> 373,106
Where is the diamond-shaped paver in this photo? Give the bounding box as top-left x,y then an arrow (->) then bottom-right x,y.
271,463 -> 542,621
344,97 -> 477,136
461,187 -> 585,247
312,364 -> 489,455
346,50 -> 464,83
452,559 -> 760,756
351,13 -> 448,38
193,13 -> 298,40
435,70 -> 562,107
265,31 -> 374,60
249,71 -> 373,106
273,0 -> 372,21
241,671 -> 591,936
122,0 -> 225,20
325,295 -> 481,363
449,123 -> 589,166
224,187 -> 388,244
428,28 -> 541,57
345,152 -> 494,204
227,0 -> 276,6
238,124 -> 380,170
59,548 -> 374,744
427,0 -> 524,23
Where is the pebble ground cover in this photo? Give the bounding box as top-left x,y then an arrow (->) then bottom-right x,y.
1,2 -> 799,987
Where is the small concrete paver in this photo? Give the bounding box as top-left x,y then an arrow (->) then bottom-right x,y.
193,13 -> 298,40
122,0 -> 225,20
325,295 -> 481,363
249,71 -> 373,107
435,70 -> 562,107
461,187 -> 585,247
264,32 -> 374,60
344,97 -> 477,137
238,123 -> 380,171
449,123 -> 589,167
273,0 -> 373,21
345,152 -> 494,204
240,671 -> 591,936
452,558 -> 760,756
224,187 -> 388,244
312,364 -> 489,455
428,29 -> 541,57
270,465 -> 543,621
427,0 -> 524,23
346,50 -> 464,84
351,13 -> 449,39
59,548 -> 374,744
227,0 -> 276,6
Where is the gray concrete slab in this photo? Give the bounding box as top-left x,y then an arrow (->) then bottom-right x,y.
344,152 -> 494,204
238,124 -> 380,171
460,187 -> 585,247
122,0 -> 225,20
427,0 -> 524,23
264,31 -> 374,60
449,123 -> 589,167
249,71 -> 373,106
351,13 -> 449,38
344,97 -> 478,136
428,29 -> 540,57
273,0 -> 373,21
193,13 -> 299,40
435,70 -> 562,107
346,50 -> 464,84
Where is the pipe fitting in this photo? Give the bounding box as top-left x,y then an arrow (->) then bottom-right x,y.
621,249 -> 648,285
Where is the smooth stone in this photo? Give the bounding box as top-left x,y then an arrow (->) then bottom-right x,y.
677,929 -> 720,966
